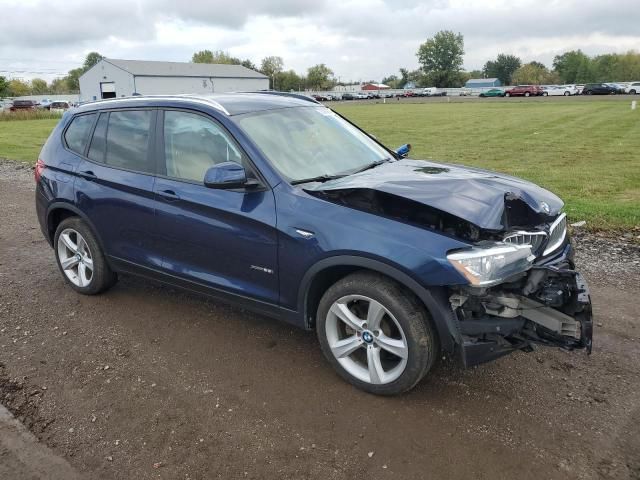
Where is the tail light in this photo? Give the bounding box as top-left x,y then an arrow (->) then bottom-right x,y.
34,158 -> 45,183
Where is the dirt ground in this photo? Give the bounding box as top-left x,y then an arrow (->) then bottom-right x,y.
0,160 -> 639,480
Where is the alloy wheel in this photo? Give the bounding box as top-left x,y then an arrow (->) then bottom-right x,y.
325,295 -> 408,385
57,228 -> 94,287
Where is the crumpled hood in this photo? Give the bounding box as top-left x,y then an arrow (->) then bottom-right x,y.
305,159 -> 563,230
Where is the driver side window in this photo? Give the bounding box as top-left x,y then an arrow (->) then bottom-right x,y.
163,110 -> 247,183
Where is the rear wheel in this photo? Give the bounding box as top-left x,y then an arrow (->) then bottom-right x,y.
505,92 -> 510,97
564,91 -> 570,96
630,89 -> 637,95
542,92 -> 548,96
316,272 -> 438,395
525,92 -> 531,97
54,217 -> 117,295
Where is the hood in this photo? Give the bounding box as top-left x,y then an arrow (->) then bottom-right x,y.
305,159 -> 563,231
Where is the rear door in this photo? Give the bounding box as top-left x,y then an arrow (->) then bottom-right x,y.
74,108 -> 162,269
153,109 -> 279,304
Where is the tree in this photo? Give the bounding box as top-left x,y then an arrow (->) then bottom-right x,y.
83,52 -> 104,70
512,62 -> 559,85
275,69 -> 304,92
50,77 -> 71,94
483,54 -> 521,85
306,64 -> 334,90
7,79 -> 30,97
0,76 -> 9,98
552,50 -> 592,84
381,74 -> 400,88
260,56 -> 284,88
31,78 -> 49,95
192,49 -> 241,64
240,59 -> 257,71
416,30 -> 464,87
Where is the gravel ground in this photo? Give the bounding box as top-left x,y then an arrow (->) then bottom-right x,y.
0,159 -> 639,479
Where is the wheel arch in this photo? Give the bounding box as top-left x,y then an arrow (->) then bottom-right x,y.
46,202 -> 106,252
298,255 -> 459,353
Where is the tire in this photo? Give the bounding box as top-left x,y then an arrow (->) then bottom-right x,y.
316,271 -> 438,395
564,91 -> 570,96
525,92 -> 531,97
542,92 -> 548,96
505,92 -> 510,97
630,90 -> 637,95
54,217 -> 117,295
587,90 -> 593,95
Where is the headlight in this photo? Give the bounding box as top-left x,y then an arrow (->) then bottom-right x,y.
447,243 -> 535,287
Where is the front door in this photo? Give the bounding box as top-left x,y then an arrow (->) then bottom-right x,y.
153,109 -> 279,305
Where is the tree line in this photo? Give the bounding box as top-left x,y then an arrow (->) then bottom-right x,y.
2,37 -> 639,99
382,32 -> 640,89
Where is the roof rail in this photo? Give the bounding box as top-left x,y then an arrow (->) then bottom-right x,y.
247,90 -> 320,105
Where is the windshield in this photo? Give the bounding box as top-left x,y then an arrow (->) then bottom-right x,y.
234,106 -> 391,182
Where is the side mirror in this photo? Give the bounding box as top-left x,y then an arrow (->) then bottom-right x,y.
395,143 -> 412,158
204,162 -> 248,189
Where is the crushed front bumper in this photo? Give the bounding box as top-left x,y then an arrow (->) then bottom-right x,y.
451,255 -> 593,368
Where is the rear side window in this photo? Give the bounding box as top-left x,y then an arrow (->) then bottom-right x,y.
87,110 -> 154,174
64,114 -> 97,155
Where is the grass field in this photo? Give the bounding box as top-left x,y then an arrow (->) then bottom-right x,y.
0,99 -> 638,229
0,118 -> 59,163
333,99 -> 640,229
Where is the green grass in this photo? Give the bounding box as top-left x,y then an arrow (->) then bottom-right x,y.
0,118 -> 60,163
0,101 -> 638,229
333,100 -> 640,230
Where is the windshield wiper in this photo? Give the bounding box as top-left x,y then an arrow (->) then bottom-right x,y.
349,158 -> 391,175
290,174 -> 346,185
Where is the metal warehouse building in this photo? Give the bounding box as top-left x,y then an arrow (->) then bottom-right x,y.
79,58 -> 269,102
465,78 -> 502,88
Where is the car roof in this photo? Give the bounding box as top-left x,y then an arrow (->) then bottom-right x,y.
74,92 -> 320,116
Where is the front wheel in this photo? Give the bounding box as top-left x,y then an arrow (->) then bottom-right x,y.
542,92 -> 548,96
564,91 -> 570,96
525,92 -> 531,97
316,272 -> 438,395
505,92 -> 510,97
54,217 -> 117,295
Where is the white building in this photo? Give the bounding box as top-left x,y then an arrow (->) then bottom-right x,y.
79,58 -> 269,102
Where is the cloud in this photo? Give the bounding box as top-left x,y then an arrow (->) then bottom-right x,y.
0,0 -> 638,82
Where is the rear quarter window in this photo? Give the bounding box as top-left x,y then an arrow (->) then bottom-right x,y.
64,113 -> 97,155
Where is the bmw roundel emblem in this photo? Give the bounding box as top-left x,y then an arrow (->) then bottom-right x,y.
541,202 -> 550,214
362,331 -> 373,343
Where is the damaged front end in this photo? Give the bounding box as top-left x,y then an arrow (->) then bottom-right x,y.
447,222 -> 593,367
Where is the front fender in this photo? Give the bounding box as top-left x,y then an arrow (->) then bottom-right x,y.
298,255 -> 460,353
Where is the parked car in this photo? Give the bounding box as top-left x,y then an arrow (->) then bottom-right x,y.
575,84 -> 585,94
479,89 -> 505,98
542,85 -> 576,96
422,87 -> 447,97
625,82 -> 640,94
402,90 -> 416,97
459,88 -> 472,96
341,93 -> 356,100
312,94 -> 329,102
354,92 -> 369,99
35,92 -> 593,395
37,99 -> 53,110
604,83 -> 626,94
9,100 -> 39,111
49,101 -> 71,113
582,83 -> 617,95
504,85 -> 544,97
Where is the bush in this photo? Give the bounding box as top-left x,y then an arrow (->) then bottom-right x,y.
0,110 -> 64,122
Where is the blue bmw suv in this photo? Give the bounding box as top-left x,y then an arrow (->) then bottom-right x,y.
35,92 -> 592,395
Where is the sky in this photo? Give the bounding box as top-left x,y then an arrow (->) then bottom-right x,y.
1,0 -> 639,83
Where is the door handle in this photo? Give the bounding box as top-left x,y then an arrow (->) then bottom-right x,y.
157,189 -> 181,201
78,170 -> 97,181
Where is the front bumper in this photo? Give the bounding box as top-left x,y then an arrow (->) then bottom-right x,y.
451,249 -> 593,367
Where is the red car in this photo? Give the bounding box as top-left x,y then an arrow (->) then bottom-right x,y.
9,100 -> 39,111
504,85 -> 543,97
